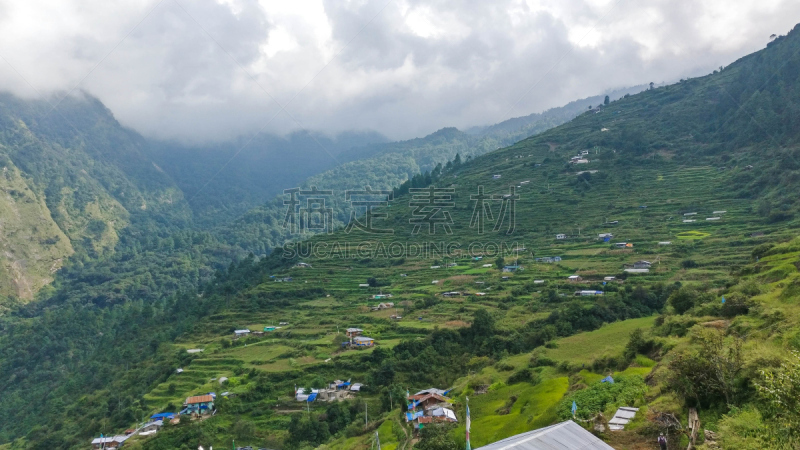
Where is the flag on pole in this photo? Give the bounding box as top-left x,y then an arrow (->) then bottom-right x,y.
466,397 -> 472,450
571,400 -> 577,417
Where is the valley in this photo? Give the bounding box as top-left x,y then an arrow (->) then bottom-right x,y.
2,18 -> 800,450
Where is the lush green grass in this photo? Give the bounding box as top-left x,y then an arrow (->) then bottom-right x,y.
458,377 -> 569,448
543,316 -> 656,365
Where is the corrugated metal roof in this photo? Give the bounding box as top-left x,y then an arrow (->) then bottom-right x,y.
475,420 -> 615,450
608,407 -> 639,431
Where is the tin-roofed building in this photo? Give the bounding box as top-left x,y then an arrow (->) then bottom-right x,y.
475,420 -> 614,450
184,394 -> 214,415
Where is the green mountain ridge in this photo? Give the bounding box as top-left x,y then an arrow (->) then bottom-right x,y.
219,86 -> 649,255
114,23 -> 800,450
0,93 -> 192,303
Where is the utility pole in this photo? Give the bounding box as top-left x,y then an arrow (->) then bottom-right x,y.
365,402 -> 368,428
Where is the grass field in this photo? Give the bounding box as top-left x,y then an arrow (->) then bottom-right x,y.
543,316 -> 657,365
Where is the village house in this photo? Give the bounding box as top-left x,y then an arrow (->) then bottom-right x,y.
184,394 -> 214,415
233,329 -> 250,338
91,435 -> 129,449
604,276 -> 616,281
535,256 -> 561,263
408,392 -> 451,411
574,290 -> 604,296
502,265 -> 523,273
568,275 -> 582,282
632,260 -> 652,269
294,262 -> 312,268
352,336 -> 375,347
475,420 -> 614,450
442,291 -> 461,297
345,328 -> 363,338
556,234 -> 567,240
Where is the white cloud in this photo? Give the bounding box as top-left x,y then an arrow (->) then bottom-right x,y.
0,0 -> 798,142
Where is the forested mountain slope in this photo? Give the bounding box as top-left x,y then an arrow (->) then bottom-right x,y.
219,86 -> 648,254
0,93 -> 191,303
150,85 -> 647,232
147,130 -> 389,228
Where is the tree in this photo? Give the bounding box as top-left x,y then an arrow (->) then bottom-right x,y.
415,423 -> 459,450
604,95 -> 610,106
233,419 -> 256,440
495,256 -> 505,270
469,309 -> 495,339
669,287 -> 697,314
649,82 -> 654,90
669,329 -> 744,407
367,277 -> 378,287
755,351 -> 800,447
624,328 -> 645,361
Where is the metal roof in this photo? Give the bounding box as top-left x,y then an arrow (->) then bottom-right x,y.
475,420 -> 615,450
185,394 -> 214,404
608,407 -> 639,431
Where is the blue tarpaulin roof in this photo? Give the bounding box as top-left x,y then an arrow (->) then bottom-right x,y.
151,413 -> 176,419
405,411 -> 424,421
601,376 -> 615,384
307,393 -> 318,402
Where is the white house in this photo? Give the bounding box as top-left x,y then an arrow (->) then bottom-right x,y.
556,234 -> 567,240
234,329 -> 250,338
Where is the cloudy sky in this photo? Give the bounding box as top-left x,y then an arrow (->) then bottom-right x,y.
0,0 -> 798,142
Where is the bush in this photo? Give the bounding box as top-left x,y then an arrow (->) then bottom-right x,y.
558,375 -> 647,420
507,368 -> 540,385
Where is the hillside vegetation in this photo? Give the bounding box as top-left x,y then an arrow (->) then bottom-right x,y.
3,21 -> 800,450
